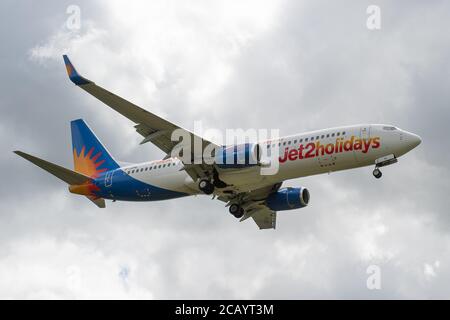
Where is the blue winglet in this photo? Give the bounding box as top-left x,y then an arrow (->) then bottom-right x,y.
63,55 -> 91,86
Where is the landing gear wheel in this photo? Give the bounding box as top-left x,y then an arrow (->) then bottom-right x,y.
373,168 -> 382,179
198,179 -> 214,195
235,208 -> 245,219
229,204 -> 245,218
229,204 -> 240,215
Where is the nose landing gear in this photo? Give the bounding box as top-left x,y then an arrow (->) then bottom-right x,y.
373,154 -> 398,179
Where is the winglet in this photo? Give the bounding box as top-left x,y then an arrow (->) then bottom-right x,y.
63,55 -> 91,86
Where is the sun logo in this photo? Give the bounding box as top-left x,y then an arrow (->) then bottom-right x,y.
65,63 -> 74,77
73,146 -> 107,178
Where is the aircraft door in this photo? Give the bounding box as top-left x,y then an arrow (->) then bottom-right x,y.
360,126 -> 371,141
355,126 -> 371,163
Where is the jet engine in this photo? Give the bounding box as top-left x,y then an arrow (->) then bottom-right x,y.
266,187 -> 310,211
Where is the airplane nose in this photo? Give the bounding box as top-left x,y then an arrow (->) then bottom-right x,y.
405,132 -> 422,149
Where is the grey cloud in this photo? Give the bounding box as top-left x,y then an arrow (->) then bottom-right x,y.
0,0 -> 449,299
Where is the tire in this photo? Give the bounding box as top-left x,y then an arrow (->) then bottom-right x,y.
229,204 -> 240,215
373,168 -> 382,179
235,208 -> 245,219
199,179 -> 214,195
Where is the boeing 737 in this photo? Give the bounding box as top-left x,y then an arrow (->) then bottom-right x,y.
14,55 -> 422,229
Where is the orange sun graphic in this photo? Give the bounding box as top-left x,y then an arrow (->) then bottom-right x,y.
65,63 -> 74,77
73,146 -> 107,178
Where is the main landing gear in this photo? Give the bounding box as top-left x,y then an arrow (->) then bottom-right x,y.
229,203 -> 245,219
198,170 -> 227,195
198,179 -> 214,195
373,167 -> 382,179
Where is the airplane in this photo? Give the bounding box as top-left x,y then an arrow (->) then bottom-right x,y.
14,55 -> 422,229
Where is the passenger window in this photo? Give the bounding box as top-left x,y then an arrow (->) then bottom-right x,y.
283,142 -> 286,146
321,135 -> 324,139
294,140 -> 297,144
311,137 -> 314,141
331,133 -> 335,137
337,132 -> 340,136
305,138 -> 308,142
326,134 -> 330,138
299,139 -> 303,143
343,131 -> 346,135
288,141 -> 291,145
316,136 -> 319,140
158,165 -> 161,169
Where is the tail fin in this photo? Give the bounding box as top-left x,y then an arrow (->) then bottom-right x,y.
71,119 -> 119,178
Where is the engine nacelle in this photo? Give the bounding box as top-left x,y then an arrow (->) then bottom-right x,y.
266,187 -> 310,211
215,143 -> 261,169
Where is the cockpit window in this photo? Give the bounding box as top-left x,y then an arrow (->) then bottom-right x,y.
383,126 -> 397,131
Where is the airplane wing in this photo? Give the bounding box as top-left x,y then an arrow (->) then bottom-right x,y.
62,55 -> 219,181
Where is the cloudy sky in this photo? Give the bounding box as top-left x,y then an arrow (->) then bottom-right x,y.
1,0 -> 449,299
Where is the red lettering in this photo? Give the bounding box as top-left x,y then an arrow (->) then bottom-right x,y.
279,148 -> 289,163
362,139 -> 371,153
298,144 -> 305,159
354,139 -> 362,151
316,141 -> 325,157
372,137 -> 380,149
288,149 -> 298,161
335,139 -> 340,153
305,143 -> 315,158
344,136 -> 355,151
325,143 -> 334,155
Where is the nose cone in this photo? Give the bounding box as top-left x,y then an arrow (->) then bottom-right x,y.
404,132 -> 422,150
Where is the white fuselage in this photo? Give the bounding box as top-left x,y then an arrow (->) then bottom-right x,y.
116,124 -> 421,198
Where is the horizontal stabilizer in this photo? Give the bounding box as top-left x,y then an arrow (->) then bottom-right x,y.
14,151 -> 106,208
14,151 -> 90,185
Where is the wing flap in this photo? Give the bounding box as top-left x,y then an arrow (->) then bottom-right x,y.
251,206 -> 277,230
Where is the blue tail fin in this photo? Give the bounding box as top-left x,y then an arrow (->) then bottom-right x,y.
71,119 -> 119,178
